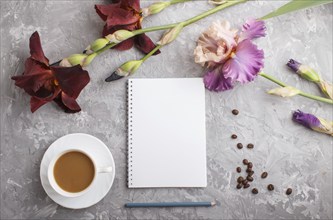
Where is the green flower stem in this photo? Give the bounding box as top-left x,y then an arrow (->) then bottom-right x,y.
259,72 -> 333,104
93,0 -> 246,59
170,0 -> 191,4
141,45 -> 162,62
133,0 -> 246,35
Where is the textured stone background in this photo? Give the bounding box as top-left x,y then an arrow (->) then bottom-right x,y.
1,0 -> 333,219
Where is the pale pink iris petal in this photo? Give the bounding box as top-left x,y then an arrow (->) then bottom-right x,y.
239,18 -> 266,41
194,20 -> 238,68
203,66 -> 234,92
223,40 -> 264,84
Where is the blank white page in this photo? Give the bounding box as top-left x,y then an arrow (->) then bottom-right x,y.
128,78 -> 207,188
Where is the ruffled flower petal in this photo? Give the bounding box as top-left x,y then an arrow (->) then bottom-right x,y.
134,33 -> 161,55
120,0 -> 140,12
53,93 -> 81,113
194,20 -> 238,68
29,31 -> 49,66
239,19 -> 266,41
203,66 -> 234,92
12,58 -> 53,95
223,40 -> 264,84
51,65 -> 90,99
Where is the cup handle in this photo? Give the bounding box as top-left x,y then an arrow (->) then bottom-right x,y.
97,166 -> 113,173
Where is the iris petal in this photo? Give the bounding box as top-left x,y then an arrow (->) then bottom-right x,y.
29,31 -> 49,66
203,66 -> 234,92
223,40 -> 264,84
240,19 -> 266,41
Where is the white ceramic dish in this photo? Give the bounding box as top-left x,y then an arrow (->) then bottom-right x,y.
40,133 -> 115,209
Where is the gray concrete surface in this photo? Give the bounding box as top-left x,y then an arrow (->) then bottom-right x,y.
1,1 -> 332,219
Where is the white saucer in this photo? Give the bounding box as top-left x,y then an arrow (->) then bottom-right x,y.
40,133 -> 115,209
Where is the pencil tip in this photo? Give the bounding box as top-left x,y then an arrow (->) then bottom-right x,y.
211,199 -> 219,206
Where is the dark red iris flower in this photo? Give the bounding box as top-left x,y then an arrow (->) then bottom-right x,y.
11,32 -> 90,113
95,0 -> 160,54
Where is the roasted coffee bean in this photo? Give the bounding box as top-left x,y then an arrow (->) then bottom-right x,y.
236,167 -> 241,173
237,176 -> 244,183
261,172 -> 268,178
243,183 -> 250,189
236,184 -> 242,189
231,134 -> 238,139
232,109 -> 239,115
247,162 -> 253,168
286,188 -> 292,195
237,143 -> 243,149
251,188 -> 258,194
243,159 -> 249,165
246,168 -> 253,173
247,143 -> 254,149
267,184 -> 274,191
246,176 -> 254,182
242,179 -> 248,185
248,171 -> 254,176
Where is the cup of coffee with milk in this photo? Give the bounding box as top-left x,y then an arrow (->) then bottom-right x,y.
47,149 -> 112,197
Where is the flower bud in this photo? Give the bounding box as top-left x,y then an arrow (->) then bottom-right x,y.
268,86 -> 300,97
85,38 -> 109,55
287,59 -> 320,82
59,53 -> 97,67
60,54 -> 88,67
319,80 -> 333,100
293,110 -> 333,136
116,60 -> 143,76
157,23 -> 184,46
105,30 -> 135,43
141,2 -> 170,17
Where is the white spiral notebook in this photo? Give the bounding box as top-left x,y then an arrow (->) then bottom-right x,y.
127,78 -> 207,188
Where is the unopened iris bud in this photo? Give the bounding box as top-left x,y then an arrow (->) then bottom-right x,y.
116,60 -> 143,76
59,53 -> 97,67
105,30 -> 135,44
287,59 -> 320,82
157,23 -> 184,46
319,80 -> 333,100
268,86 -> 300,97
292,110 -> 333,136
85,38 -> 109,55
141,2 -> 170,17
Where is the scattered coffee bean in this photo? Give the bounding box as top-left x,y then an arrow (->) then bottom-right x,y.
243,159 -> 249,165
247,143 -> 254,149
267,184 -> 274,191
251,188 -> 258,194
231,134 -> 238,139
261,172 -> 268,178
232,109 -> 239,115
242,179 -> 248,185
286,188 -> 292,195
236,167 -> 241,173
236,184 -> 242,189
237,143 -> 243,149
248,171 -> 254,176
247,162 -> 253,168
246,176 -> 254,182
246,168 -> 253,173
243,183 -> 250,189
237,176 -> 244,183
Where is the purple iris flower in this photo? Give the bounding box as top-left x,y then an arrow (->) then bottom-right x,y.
194,19 -> 266,92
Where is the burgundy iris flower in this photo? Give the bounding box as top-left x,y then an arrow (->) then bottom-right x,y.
11,32 -> 90,113
95,0 -> 160,54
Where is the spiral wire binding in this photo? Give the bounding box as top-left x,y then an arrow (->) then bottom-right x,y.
127,80 -> 133,187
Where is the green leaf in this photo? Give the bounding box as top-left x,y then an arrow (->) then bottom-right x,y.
260,0 -> 332,20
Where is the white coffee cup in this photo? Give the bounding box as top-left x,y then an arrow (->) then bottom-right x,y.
47,149 -> 113,197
